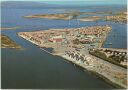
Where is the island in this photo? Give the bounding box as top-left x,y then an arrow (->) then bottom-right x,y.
1,34 -> 21,49
1,26 -> 20,30
79,16 -> 102,22
24,11 -> 127,24
23,11 -> 112,20
24,13 -> 76,20
18,25 -> 127,88
105,12 -> 127,23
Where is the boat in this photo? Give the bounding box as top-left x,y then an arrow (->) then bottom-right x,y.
107,43 -> 112,45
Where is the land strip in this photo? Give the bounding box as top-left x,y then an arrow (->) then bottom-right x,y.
1,26 -> 20,30
23,11 -> 112,20
79,16 -> 103,22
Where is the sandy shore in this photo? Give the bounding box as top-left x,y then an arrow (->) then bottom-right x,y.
60,53 -> 127,88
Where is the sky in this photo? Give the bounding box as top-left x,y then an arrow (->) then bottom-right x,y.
1,0 -> 126,1
1,0 -> 127,5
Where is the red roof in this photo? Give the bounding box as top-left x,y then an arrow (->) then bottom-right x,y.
49,38 -> 62,42
53,38 -> 62,42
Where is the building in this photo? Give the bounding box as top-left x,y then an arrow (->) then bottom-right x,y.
48,35 -> 63,43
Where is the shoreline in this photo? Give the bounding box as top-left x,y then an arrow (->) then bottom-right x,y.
1,26 -> 20,30
1,34 -> 22,49
60,54 -> 125,89
62,57 -> 123,89
18,34 -> 127,88
17,26 -> 127,89
18,34 -> 125,88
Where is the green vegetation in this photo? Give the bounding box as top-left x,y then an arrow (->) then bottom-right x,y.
72,39 -> 80,45
89,49 -> 127,68
1,35 -> 21,49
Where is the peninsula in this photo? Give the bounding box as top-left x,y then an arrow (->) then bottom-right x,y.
1,34 -> 21,49
18,25 -> 127,88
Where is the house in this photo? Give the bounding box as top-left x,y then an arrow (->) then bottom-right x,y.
48,35 -> 63,43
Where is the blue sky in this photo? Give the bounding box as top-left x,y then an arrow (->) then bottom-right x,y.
1,0 -> 127,5
1,0 -> 126,1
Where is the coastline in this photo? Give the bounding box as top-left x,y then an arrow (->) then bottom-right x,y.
61,56 -> 124,89
60,54 -> 126,89
17,26 -> 127,89
18,34 -> 127,88
1,34 -> 22,49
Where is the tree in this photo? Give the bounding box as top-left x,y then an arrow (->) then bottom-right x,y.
72,38 -> 80,44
